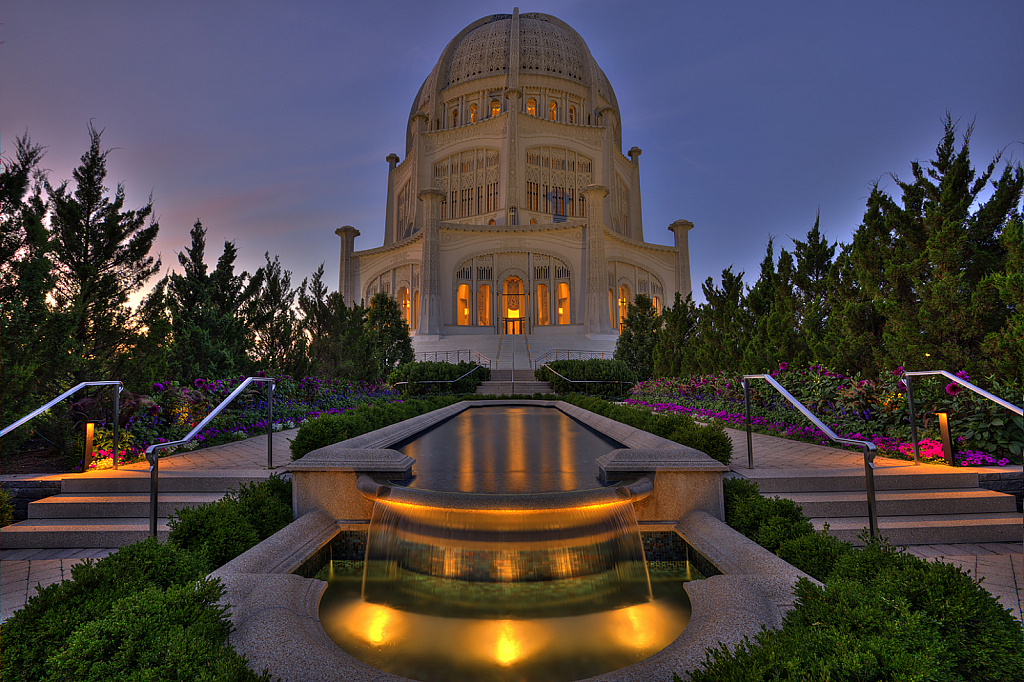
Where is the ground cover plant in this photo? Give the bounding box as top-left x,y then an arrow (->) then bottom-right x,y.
0,476 -> 291,681
677,477 -> 1024,682
629,363 -> 1022,466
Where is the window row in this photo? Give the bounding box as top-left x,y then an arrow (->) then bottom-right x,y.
456,279 -> 571,327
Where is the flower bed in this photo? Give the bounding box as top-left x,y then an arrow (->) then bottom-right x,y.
629,364 -> 1021,467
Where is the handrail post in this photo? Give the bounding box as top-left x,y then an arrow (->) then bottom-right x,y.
111,383 -> 121,469
863,444 -> 878,539
267,380 -> 275,469
743,378 -> 754,469
905,374 -> 920,465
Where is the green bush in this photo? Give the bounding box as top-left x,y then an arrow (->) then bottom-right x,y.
722,477 -> 812,553
290,396 -> 462,459
0,538 -> 206,682
535,359 -> 635,396
232,475 -> 293,541
560,394 -> 733,465
0,487 -> 14,526
776,527 -> 853,582
45,580 -> 272,682
388,361 -> 489,395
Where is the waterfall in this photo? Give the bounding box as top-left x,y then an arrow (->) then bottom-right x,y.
362,498 -> 651,618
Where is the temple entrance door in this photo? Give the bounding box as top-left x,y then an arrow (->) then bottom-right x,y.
501,276 -> 526,334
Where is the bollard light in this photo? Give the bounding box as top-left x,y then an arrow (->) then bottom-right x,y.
936,410 -> 954,465
83,421 -> 96,472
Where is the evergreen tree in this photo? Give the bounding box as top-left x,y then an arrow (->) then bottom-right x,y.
365,291 -> 413,379
296,265 -> 372,380
614,293 -> 661,381
685,267 -> 751,375
791,212 -> 837,364
980,213 -> 1023,380
246,253 -> 298,374
46,124 -> 160,380
743,238 -> 803,372
653,293 -> 697,378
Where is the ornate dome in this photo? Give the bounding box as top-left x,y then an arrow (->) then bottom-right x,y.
407,11 -> 619,151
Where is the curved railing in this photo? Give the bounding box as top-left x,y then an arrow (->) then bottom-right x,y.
538,363 -> 631,397
416,349 -> 491,368
1,381 -> 124,469
533,349 -> 613,368
904,370 -> 1023,465
392,364 -> 489,394
742,374 -> 879,538
145,376 -> 276,536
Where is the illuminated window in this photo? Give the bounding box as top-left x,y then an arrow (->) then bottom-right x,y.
557,282 -> 570,324
549,101 -> 557,121
477,284 -> 491,326
569,105 -> 576,124
398,287 -> 410,324
653,296 -> 661,315
508,206 -> 517,225
457,284 -> 470,325
526,98 -> 537,116
529,218 -> 537,225
488,219 -> 496,225
451,108 -> 459,128
469,103 -> 478,123
412,290 -> 419,329
608,289 -> 615,328
490,99 -> 501,117
536,283 -> 549,325
618,284 -> 631,326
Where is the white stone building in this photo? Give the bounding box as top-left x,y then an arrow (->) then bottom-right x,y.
337,9 -> 695,345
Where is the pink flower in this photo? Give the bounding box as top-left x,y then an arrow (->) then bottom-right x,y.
779,362 -> 789,371
945,383 -> 961,397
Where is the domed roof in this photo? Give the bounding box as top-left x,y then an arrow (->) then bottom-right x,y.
407,11 -> 619,151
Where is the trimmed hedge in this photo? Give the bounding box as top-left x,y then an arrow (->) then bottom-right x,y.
289,396 -> 462,459
388,360 -> 490,395
561,394 -> 733,465
535,358 -> 635,396
686,477 -> 1024,681
1,477 -> 293,682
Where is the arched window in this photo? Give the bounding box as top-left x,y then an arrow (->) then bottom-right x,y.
477,284 -> 491,326
457,284 -> 470,325
569,105 -> 577,124
451,108 -> 459,128
469,103 -> 478,123
549,101 -> 558,121
488,219 -> 496,225
618,284 -> 631,326
557,282 -> 570,325
508,206 -> 517,225
608,289 -> 616,329
490,99 -> 501,117
536,283 -> 549,325
652,296 -> 661,316
529,218 -> 537,225
398,287 -> 410,324
526,98 -> 537,116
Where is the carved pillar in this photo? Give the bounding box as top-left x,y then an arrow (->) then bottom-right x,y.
334,226 -> 360,304
668,219 -> 696,301
382,153 -> 400,246
583,184 -> 612,335
627,146 -> 643,241
417,188 -> 444,336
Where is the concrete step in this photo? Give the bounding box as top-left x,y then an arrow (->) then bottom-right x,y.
28,492 -> 223,519
816,512 -> 1023,545
778,488 -> 1018,518
0,518 -> 170,548
61,472 -> 269,494
476,381 -> 553,395
746,468 -> 980,493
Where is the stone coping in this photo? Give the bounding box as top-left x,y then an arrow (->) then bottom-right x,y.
288,399 -> 729,475
215,510 -> 815,682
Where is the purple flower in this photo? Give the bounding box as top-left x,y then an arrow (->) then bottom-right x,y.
893,367 -> 904,378
955,370 -> 970,381
945,382 -> 961,397
194,378 -> 206,389
779,362 -> 789,372
897,381 -> 907,392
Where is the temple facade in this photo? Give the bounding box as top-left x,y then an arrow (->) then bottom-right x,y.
337,9 -> 695,341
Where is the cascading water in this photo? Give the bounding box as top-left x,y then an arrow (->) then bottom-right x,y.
361,498 -> 652,618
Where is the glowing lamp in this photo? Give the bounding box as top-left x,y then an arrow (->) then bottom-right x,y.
83,421 -> 96,471
935,410 -> 954,465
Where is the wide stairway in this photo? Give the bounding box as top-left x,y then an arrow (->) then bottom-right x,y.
728,430 -> 1022,545
476,333 -> 552,395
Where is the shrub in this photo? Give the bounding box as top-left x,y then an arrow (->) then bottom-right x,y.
722,477 -> 813,553
230,475 -> 292,541
776,527 -> 853,582
388,361 -> 490,395
0,538 -> 205,682
168,498 -> 260,571
0,487 -> 14,526
536,359 -> 635,396
45,579 -> 272,682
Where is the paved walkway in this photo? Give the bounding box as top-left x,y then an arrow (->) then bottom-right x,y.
2,426 -> 1021,624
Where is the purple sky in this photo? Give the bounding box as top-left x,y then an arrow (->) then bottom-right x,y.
3,1 -> 1022,306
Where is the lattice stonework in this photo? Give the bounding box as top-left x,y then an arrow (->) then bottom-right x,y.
397,180 -> 414,239
445,17 -> 511,88
433,149 -> 499,220
615,174 -> 630,235
526,147 -> 592,218
518,16 -> 584,81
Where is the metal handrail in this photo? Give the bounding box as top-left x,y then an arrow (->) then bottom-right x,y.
145,376 -> 276,536
742,374 -> 879,539
538,363 -> 631,397
533,349 -> 614,368
1,381 -> 124,470
903,370 -> 1023,465
416,349 -> 492,368
393,364 -> 489,392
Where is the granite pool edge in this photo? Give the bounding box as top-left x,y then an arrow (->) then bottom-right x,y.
213,510 -> 817,682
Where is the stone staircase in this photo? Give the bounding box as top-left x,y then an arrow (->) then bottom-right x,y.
747,467 -> 1022,545
476,369 -> 552,395
0,470 -> 267,549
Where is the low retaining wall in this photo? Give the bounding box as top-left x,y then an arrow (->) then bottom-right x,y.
0,480 -> 62,522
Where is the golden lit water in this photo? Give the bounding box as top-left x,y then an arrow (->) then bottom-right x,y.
319,560 -> 694,682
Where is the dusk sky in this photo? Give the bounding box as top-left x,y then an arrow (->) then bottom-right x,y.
3,1 -> 1021,306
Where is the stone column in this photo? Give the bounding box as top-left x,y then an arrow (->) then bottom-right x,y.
334,226 -> 360,304
627,146 -> 643,241
382,153 -> 400,246
668,219 -> 695,301
416,188 -> 444,337
583,184 -> 613,336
